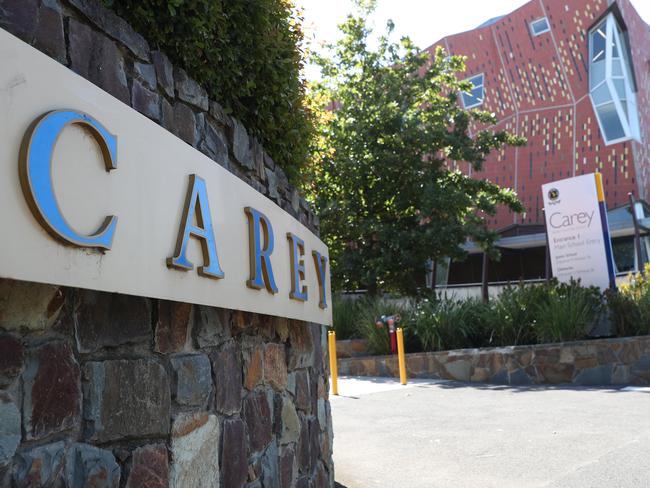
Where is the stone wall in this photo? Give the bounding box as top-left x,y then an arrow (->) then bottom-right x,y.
0,280 -> 333,487
0,0 -> 333,486
338,336 -> 650,386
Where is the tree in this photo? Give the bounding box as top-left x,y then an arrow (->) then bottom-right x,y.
305,9 -> 525,295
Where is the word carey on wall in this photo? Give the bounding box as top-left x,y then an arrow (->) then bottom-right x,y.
0,29 -> 332,325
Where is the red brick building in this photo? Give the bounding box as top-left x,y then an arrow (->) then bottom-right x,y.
426,0 -> 650,228
425,0 -> 650,285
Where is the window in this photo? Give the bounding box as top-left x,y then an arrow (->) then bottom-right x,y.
461,74 -> 484,108
588,13 -> 640,144
530,17 -> 550,36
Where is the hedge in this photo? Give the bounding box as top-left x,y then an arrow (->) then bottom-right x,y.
105,0 -> 311,182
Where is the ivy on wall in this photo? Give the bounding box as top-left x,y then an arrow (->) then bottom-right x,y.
105,0 -> 311,182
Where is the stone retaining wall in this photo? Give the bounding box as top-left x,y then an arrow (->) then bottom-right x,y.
0,0 -> 333,486
338,336 -> 650,386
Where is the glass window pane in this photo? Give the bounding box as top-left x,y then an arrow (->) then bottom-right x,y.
597,102 -> 626,141
462,74 -> 484,108
591,83 -> 612,105
591,22 -> 606,62
614,79 -> 626,100
531,18 -> 550,36
590,61 -> 606,89
612,59 -> 623,77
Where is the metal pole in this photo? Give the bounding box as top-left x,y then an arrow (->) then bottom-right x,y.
327,331 -> 338,396
629,192 -> 644,274
543,208 -> 551,283
397,328 -> 407,385
481,251 -> 489,303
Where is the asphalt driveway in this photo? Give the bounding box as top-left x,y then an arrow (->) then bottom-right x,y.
331,377 -> 650,488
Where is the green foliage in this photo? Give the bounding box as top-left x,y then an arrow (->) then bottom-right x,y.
306,10 -> 525,295
412,298 -> 492,351
331,294 -> 361,340
105,0 -> 311,181
607,264 -> 650,336
533,280 -> 602,343
489,284 -> 546,346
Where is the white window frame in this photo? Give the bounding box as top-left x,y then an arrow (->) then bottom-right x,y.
461,73 -> 485,109
530,17 -> 550,36
588,13 -> 640,145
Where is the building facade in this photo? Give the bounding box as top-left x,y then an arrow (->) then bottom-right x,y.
426,0 -> 650,230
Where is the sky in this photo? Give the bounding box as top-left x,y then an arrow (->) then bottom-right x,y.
297,0 -> 650,80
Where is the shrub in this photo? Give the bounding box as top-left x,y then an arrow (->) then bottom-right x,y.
331,294 -> 360,340
533,280 -> 602,343
105,0 -> 311,182
412,297 -> 493,352
607,264 -> 650,336
489,284 -> 545,346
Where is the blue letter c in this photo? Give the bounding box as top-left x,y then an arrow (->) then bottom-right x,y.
20,110 -> 118,249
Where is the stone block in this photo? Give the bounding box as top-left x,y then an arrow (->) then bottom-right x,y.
68,0 -> 150,59
265,168 -> 280,202
0,279 -> 63,331
194,305 -> 231,347
508,368 -> 532,385
535,363 -> 575,384
170,354 -> 212,407
173,102 -> 199,146
0,0 -> 39,42
265,343 -> 288,391
0,393 -> 20,466
292,370 -> 311,412
261,441 -> 280,488
23,341 -> 81,440
34,2 -> 66,63
244,390 -> 273,454
83,359 -> 170,442
230,118 -> 253,169
573,365 -> 612,386
170,412 -> 220,488
280,446 -> 295,488
288,322 -> 315,370
0,334 -> 24,387
313,462 -> 329,488
13,441 -> 67,486
152,51 -> 175,97
444,359 -> 471,381
132,79 -> 161,121
296,416 -> 310,474
74,289 -> 151,352
162,98 -> 175,132
221,418 -> 247,488
69,19 -> 130,104
134,61 -> 157,90
244,345 -> 264,391
210,341 -> 242,415
280,397 -> 300,445
155,300 -> 192,354
174,68 -> 209,110
66,443 -> 121,487
125,444 -> 169,488
201,119 -> 229,168
14,441 -> 120,487
630,355 -> 650,383
207,104 -> 229,131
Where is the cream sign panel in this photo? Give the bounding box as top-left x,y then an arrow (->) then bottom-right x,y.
0,30 -> 332,325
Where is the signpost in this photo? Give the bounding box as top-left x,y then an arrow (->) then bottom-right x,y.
542,173 -> 616,291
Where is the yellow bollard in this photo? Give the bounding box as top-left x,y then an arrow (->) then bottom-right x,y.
328,330 -> 339,395
397,327 -> 407,385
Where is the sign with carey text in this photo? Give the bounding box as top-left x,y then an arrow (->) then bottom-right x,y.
0,29 -> 331,325
542,173 -> 616,290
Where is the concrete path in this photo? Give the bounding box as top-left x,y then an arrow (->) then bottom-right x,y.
331,377 -> 650,488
